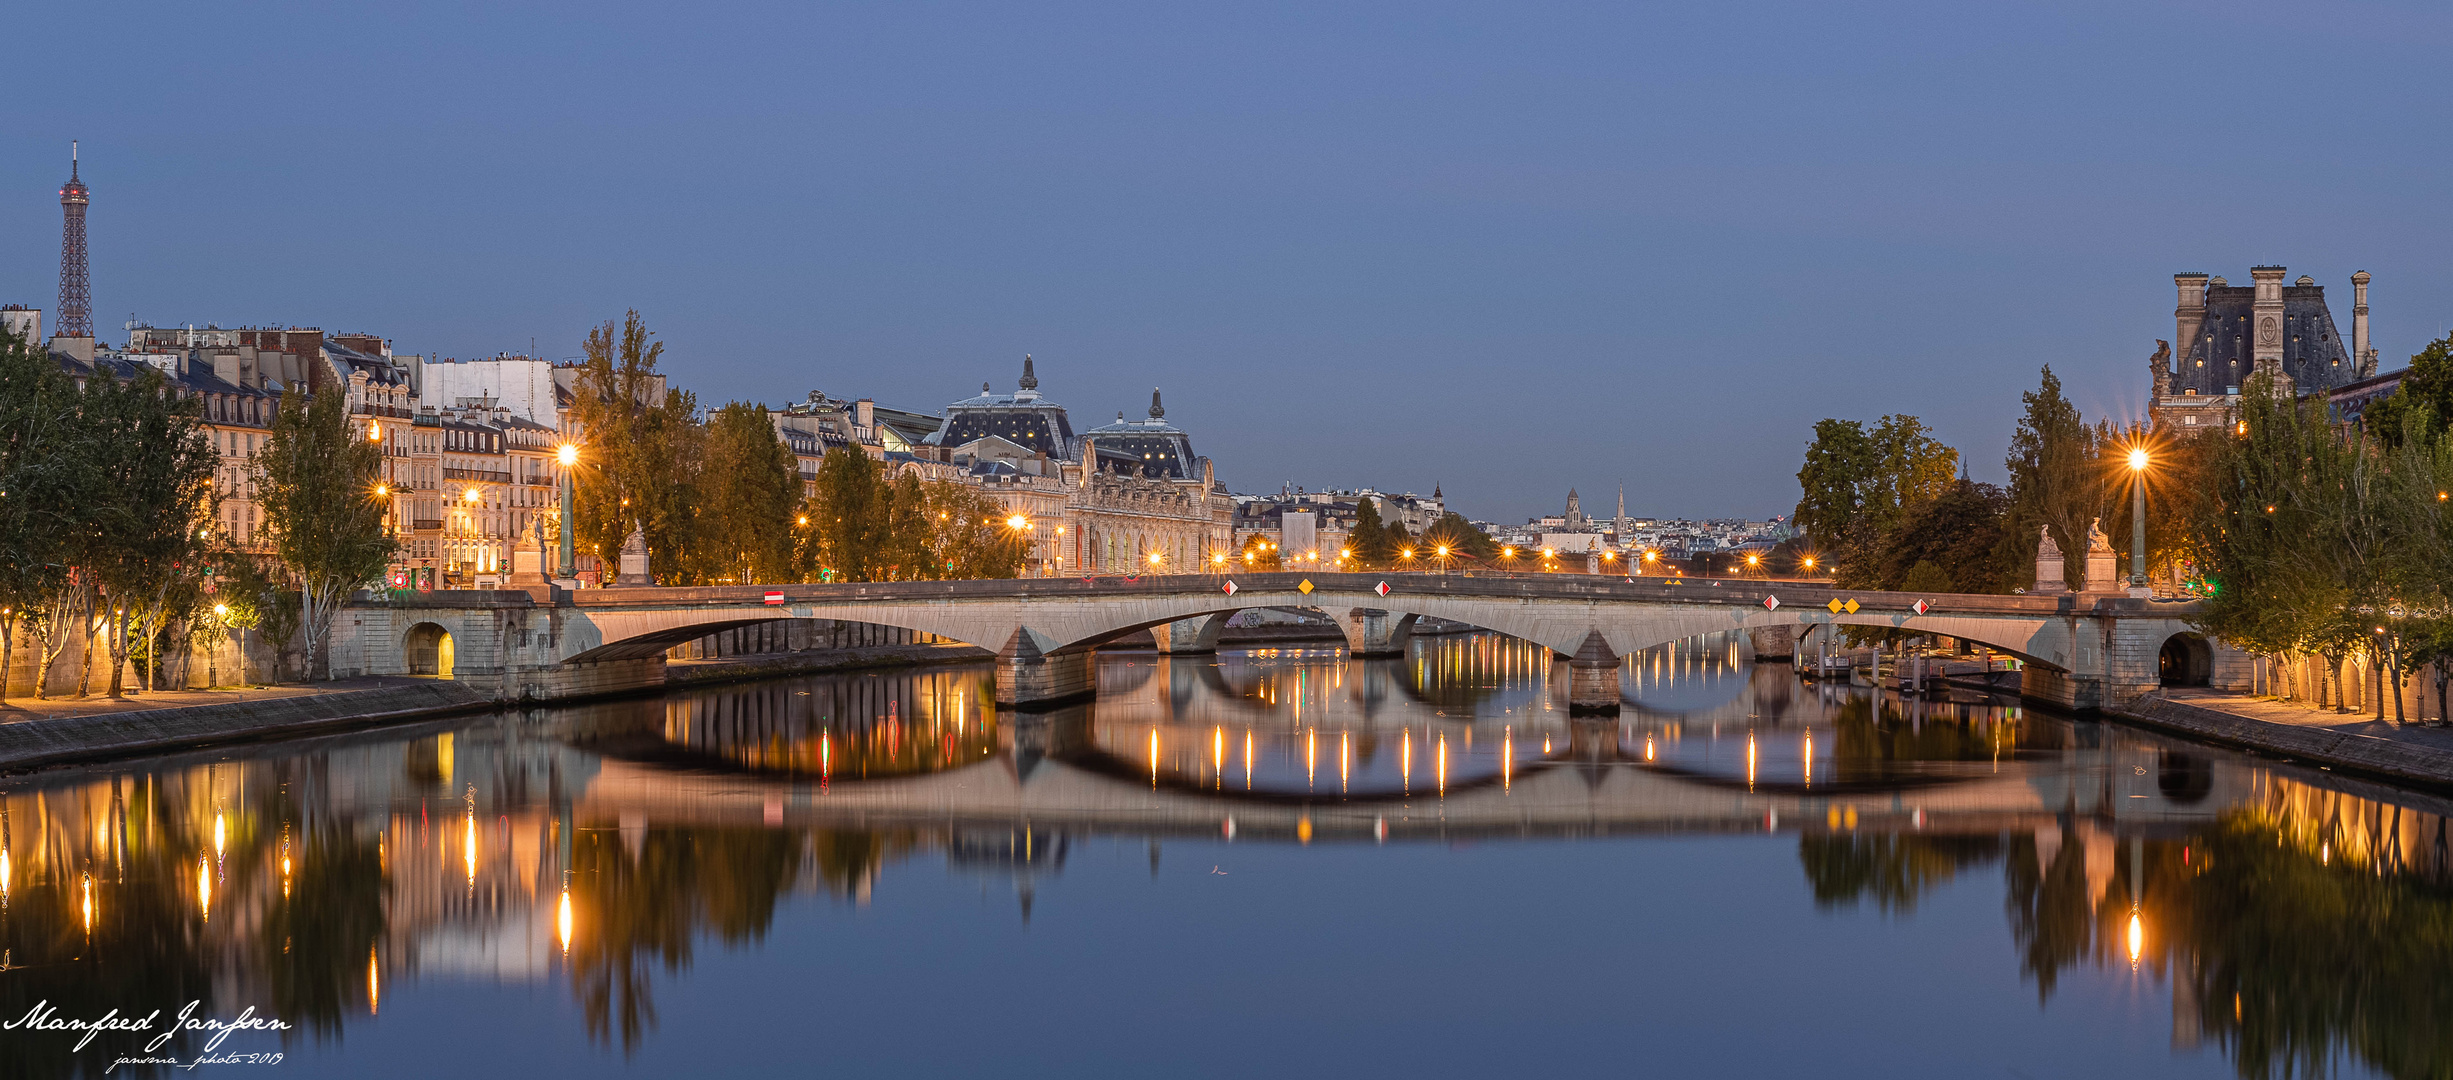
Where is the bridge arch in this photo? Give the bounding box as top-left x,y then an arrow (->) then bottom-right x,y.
405,622 -> 456,677
562,613 -> 991,664
2158,631 -> 2214,687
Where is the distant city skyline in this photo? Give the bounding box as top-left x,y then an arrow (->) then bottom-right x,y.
10,2 -> 2452,523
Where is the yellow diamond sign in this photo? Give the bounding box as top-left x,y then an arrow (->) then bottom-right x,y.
1298,579 -> 1315,595
1826,598 -> 1844,614
1843,598 -> 1861,614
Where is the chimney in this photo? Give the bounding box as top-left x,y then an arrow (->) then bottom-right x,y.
0,307 -> 40,345
2173,273 -> 2209,364
855,398 -> 875,434
2249,266 -> 2288,386
2351,271 -> 2374,378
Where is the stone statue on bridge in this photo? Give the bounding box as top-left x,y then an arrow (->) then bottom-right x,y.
508,519 -> 549,586
2083,517 -> 2117,592
614,526 -> 652,587
2033,525 -> 2066,593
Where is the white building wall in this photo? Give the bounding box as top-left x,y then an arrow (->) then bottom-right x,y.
1282,511 -> 1319,558
418,358 -> 561,423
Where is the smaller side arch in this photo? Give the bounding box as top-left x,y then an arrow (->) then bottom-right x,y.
2158,632 -> 2213,687
405,622 -> 455,678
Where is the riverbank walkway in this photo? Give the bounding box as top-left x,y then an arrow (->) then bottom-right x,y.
0,677 -> 432,724
2110,688 -> 2453,790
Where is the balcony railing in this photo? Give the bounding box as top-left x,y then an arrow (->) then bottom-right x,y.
413,519 -> 445,531
443,468 -> 513,484
352,403 -> 415,419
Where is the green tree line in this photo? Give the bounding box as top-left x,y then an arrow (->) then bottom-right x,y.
2182,361 -> 2453,715
562,311 -> 1025,586
0,325 -> 394,694
1792,367 -> 2208,595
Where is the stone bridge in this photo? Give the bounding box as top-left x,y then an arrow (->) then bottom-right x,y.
328,573 -> 2243,711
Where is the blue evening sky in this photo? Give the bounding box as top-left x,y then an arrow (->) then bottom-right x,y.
6,1 -> 2448,523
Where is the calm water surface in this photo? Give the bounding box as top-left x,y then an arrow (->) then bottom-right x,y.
3,632 -> 2449,1079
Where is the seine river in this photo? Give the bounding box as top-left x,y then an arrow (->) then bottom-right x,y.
2,632 -> 2447,1079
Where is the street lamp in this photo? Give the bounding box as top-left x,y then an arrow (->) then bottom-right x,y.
555,443 -> 579,580
2127,446 -> 2150,593
210,602 -> 231,688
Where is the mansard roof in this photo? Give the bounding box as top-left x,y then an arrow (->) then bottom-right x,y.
2176,283 -> 2356,395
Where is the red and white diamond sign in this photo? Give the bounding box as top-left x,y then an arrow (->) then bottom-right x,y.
1221,580 -> 1238,596
1374,581 -> 1391,597
1762,595 -> 1780,611
1911,598 -> 1930,615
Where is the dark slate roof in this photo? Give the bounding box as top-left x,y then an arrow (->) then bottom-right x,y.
1085,409 -> 1196,479
55,348 -> 283,407
324,339 -> 408,386
934,395 -> 1075,458
2176,284 -> 2355,395
2330,366 -> 2409,427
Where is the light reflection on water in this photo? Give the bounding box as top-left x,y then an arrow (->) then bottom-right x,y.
0,630 -> 2447,1079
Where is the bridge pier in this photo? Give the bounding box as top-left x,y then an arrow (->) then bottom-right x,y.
1565,631 -> 1622,715
1329,608 -> 1418,658
1150,613 -> 1228,655
1746,624 -> 1796,662
995,629 -> 1095,708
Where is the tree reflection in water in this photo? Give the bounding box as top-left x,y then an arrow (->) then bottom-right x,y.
0,768 -> 389,1078
567,826 -> 804,1050
10,646 -> 2453,1080
1805,774 -> 2453,1079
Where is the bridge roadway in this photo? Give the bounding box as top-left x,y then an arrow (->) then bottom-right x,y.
331,573 -> 2243,711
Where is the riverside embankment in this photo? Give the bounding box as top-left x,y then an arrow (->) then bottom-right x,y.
2107,688 -> 2453,790
0,640 -> 994,773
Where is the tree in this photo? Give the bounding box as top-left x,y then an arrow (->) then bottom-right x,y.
801,447 -> 884,582
1794,414 -> 1958,588
2001,366 -> 2103,589
2092,417 -> 2216,592
216,552 -> 299,684
256,382 -> 393,681
2362,332 -> 2453,447
1875,478 -> 2012,593
1350,497 -> 1396,568
1795,418 -> 1875,554
1422,511 -> 1498,561
80,366 -> 219,696
2182,374 -> 2439,709
1238,533 -> 1281,571
0,325 -> 85,704
691,403 -> 797,585
788,450 -> 1023,584
1897,560 -> 1952,594
570,311 -> 699,580
880,471 -> 931,580
920,481 -> 1027,580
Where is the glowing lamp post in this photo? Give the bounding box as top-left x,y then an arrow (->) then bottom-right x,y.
1005,515 -> 1034,574
2127,447 -> 2149,594
555,444 -> 579,579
